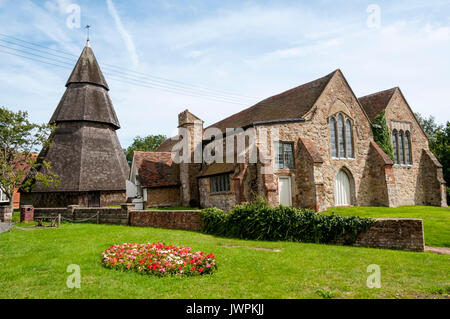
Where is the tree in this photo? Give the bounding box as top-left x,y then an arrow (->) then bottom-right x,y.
432,122 -> 450,200
415,113 -> 442,141
125,134 -> 167,163
0,107 -> 59,214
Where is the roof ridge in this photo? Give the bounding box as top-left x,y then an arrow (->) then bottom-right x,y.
358,87 -> 398,100
358,87 -> 399,122
207,69 -> 338,131
259,69 -> 339,101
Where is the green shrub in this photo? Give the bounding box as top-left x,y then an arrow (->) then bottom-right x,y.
200,201 -> 376,244
200,208 -> 228,236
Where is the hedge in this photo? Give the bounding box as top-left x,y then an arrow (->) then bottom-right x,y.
200,199 -> 376,244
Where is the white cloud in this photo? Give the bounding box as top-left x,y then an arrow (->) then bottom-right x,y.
106,0 -> 139,67
424,23 -> 450,41
244,38 -> 342,67
44,0 -> 72,14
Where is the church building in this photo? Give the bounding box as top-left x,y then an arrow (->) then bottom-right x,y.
129,69 -> 447,212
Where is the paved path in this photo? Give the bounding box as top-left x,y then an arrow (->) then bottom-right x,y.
425,246 -> 450,255
0,222 -> 13,233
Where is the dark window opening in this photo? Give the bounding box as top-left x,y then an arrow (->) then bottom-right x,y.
210,174 -> 230,193
88,192 -> 101,207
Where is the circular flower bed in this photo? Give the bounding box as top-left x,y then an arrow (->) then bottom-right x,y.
101,242 -> 217,277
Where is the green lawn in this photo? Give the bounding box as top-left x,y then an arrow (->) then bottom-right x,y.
324,206 -> 450,248
0,222 -> 449,299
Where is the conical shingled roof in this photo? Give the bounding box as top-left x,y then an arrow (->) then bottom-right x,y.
49,42 -> 121,129
66,41 -> 109,90
30,42 -> 130,193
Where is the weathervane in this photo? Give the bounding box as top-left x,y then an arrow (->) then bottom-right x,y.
85,25 -> 91,42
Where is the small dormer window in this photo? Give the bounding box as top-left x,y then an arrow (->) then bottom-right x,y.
329,113 -> 354,159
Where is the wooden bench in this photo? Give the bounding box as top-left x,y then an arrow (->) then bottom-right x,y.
35,215 -> 61,228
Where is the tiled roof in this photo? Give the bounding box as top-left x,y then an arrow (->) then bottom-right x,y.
199,163 -> 235,177
134,151 -> 180,188
370,141 -> 394,165
157,70 -> 338,150
208,70 -> 337,133
299,137 -> 324,163
156,137 -> 179,152
358,88 -> 397,122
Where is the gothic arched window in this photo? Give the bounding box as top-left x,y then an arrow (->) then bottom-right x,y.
405,131 -> 412,165
398,130 -> 405,164
392,129 -> 412,165
345,119 -> 353,158
337,114 -> 345,157
330,117 -> 337,158
392,129 -> 399,164
329,113 -> 354,159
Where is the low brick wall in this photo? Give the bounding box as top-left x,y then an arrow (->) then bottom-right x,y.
33,206 -> 129,225
129,210 -> 202,231
30,205 -> 425,252
336,218 -> 425,251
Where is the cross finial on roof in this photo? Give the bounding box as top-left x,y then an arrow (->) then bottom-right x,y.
85,25 -> 91,42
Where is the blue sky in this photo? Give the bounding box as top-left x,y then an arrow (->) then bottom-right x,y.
0,0 -> 449,148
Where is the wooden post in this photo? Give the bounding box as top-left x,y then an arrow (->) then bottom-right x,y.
96,213 -> 99,224
58,214 -> 61,228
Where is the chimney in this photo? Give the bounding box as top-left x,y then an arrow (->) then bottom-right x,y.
178,109 -> 204,206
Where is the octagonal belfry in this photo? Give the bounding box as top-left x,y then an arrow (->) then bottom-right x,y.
21,41 -> 129,208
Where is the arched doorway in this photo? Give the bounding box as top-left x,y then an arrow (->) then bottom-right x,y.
334,169 -> 352,206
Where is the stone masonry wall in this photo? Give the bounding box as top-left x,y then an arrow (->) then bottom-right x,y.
384,89 -> 446,207
199,177 -> 236,211
419,150 -> 447,206
253,71 -> 375,211
337,218 -> 425,251
295,139 -> 317,210
358,142 -> 394,206
129,210 -> 201,231
145,187 -> 181,208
